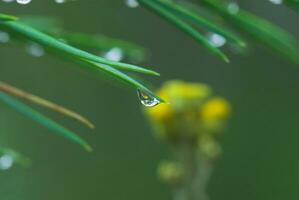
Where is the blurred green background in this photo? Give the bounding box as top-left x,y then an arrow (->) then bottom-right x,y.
1,1 -> 299,200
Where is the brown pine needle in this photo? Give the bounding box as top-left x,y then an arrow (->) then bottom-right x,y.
0,81 -> 95,129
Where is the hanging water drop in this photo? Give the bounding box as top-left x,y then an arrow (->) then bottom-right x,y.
207,33 -> 227,48
227,2 -> 239,14
125,0 -> 139,8
16,0 -> 31,5
25,43 -> 45,57
137,89 -> 160,107
103,47 -> 124,62
0,154 -> 14,170
268,0 -> 283,5
0,31 -> 10,43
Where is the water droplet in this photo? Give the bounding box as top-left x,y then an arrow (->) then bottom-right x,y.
54,0 -> 76,4
137,89 -> 160,107
268,0 -> 283,5
103,47 -> 124,62
0,31 -> 10,43
25,43 -> 45,57
125,0 -> 139,8
0,154 -> 14,170
55,0 -> 65,3
16,0 -> 31,5
58,38 -> 67,43
2,0 -> 14,3
227,2 -> 239,14
207,33 -> 227,48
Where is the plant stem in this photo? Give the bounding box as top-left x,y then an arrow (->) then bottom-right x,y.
192,152 -> 213,200
173,140 -> 213,200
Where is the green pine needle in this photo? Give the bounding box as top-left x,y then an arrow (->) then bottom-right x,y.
0,14 -> 18,22
155,0 -> 246,47
0,16 -> 161,101
138,0 -> 229,63
79,59 -> 165,103
0,20 -> 159,76
0,92 -> 92,152
56,32 -> 148,63
19,16 -> 147,62
201,0 -> 299,64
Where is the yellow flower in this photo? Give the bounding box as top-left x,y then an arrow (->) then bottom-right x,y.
145,88 -> 173,122
199,135 -> 222,159
146,80 -> 210,117
146,103 -> 173,122
164,80 -> 211,101
144,81 -> 230,141
157,161 -> 183,185
145,81 -> 211,122
200,98 -> 231,121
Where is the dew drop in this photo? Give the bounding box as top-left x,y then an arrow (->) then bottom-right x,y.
207,33 -> 227,48
55,0 -> 76,3
25,43 -> 45,57
0,31 -> 10,43
227,2 -> 239,14
137,89 -> 160,107
55,0 -> 66,3
103,47 -> 124,62
16,0 -> 31,5
2,0 -> 14,3
0,154 -> 14,170
58,38 -> 67,43
125,0 -> 139,8
268,0 -> 283,5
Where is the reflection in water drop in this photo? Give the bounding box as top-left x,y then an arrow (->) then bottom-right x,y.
207,33 -> 227,48
268,0 -> 283,5
103,47 -> 124,62
125,0 -> 139,8
137,89 -> 160,107
227,2 -> 240,14
16,0 -> 31,4
0,31 -> 10,43
26,43 -> 45,57
0,154 -> 14,170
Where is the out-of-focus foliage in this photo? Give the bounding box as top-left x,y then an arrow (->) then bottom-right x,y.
138,0 -> 299,64
285,0 -> 299,12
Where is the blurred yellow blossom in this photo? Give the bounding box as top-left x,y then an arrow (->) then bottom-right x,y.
198,135 -> 222,159
146,80 -> 211,122
143,80 -> 232,198
200,98 -> 231,121
157,161 -> 184,185
163,80 -> 211,101
144,80 -> 231,144
145,89 -> 173,122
